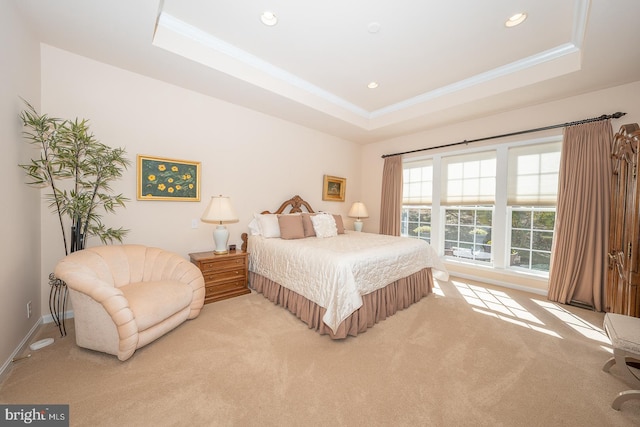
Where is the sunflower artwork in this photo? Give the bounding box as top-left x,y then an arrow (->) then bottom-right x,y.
137,155 -> 201,201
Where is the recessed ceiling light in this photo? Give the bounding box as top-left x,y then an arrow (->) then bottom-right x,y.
505,12 -> 527,28
261,11 -> 278,26
367,22 -> 381,34
368,82 -> 379,89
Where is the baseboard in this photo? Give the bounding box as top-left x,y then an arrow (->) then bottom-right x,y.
41,310 -> 74,324
0,318 -> 42,382
0,310 -> 75,381
446,272 -> 548,296
569,300 -> 595,311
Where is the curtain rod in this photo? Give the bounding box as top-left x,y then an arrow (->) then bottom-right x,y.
381,112 -> 626,159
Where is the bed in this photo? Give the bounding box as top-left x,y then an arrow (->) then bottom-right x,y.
241,195 -> 448,339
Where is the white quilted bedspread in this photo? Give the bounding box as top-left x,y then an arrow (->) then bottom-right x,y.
248,231 -> 448,333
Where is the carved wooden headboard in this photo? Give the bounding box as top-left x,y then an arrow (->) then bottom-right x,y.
262,195 -> 316,215
241,195 -> 315,251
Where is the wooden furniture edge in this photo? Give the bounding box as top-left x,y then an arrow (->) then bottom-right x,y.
242,195 -> 317,252
264,194 -> 316,215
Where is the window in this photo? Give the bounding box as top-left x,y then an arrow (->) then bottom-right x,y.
510,208 -> 555,271
444,207 -> 493,263
441,151 -> 496,206
401,138 -> 561,277
441,151 -> 496,264
507,141 -> 561,272
403,160 -> 432,205
402,207 -> 431,243
401,160 -> 432,243
507,142 -> 561,206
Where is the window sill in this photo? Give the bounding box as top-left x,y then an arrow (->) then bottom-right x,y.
442,257 -> 549,295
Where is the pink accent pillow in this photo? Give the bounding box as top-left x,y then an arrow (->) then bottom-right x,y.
301,213 -> 317,237
333,214 -> 345,234
278,214 -> 305,239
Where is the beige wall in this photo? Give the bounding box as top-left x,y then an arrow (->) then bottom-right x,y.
0,3 -> 42,370
361,80 -> 640,292
37,45 -> 363,314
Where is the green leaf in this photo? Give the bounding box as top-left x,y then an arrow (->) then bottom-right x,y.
18,99 -> 130,254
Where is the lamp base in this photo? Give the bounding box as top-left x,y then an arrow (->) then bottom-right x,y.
354,220 -> 363,232
213,225 -> 229,254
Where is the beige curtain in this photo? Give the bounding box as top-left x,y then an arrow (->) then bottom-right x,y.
548,120 -> 613,311
379,155 -> 403,236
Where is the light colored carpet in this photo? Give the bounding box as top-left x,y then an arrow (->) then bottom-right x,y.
1,277 -> 639,426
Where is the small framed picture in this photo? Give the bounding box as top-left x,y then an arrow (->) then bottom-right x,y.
137,155 -> 201,201
322,175 -> 346,202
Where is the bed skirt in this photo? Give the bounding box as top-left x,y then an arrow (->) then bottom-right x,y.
248,268 -> 433,339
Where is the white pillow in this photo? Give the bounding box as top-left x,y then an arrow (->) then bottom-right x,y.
310,213 -> 338,238
255,213 -> 281,238
248,217 -> 261,236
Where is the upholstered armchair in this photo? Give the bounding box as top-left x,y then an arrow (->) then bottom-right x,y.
54,244 -> 205,361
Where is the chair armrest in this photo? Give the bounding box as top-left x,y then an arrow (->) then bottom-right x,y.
177,262 -> 205,319
54,264 -> 139,361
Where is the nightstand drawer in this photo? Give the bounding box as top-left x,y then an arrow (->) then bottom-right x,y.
203,268 -> 245,283
200,257 -> 246,272
205,277 -> 246,295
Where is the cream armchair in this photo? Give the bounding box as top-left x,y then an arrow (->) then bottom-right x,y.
54,244 -> 205,361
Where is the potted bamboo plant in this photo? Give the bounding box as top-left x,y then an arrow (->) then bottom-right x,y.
19,100 -> 130,336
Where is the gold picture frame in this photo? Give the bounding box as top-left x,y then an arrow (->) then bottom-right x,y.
322,175 -> 346,202
137,155 -> 201,201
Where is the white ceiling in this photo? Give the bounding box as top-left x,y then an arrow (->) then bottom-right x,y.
12,0 -> 640,143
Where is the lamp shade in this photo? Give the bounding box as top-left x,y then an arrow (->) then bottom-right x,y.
348,201 -> 369,232
201,195 -> 239,224
348,202 -> 369,219
201,195 -> 238,254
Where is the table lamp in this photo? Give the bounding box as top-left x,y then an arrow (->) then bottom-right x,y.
348,201 -> 369,232
201,195 -> 239,254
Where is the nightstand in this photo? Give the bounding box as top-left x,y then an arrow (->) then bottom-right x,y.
189,250 -> 250,304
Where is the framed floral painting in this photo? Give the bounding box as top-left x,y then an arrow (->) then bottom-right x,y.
137,155 -> 201,201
